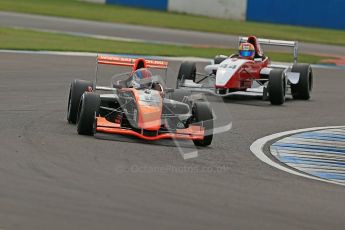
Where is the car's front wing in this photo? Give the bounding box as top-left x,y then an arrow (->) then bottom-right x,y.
96,117 -> 205,141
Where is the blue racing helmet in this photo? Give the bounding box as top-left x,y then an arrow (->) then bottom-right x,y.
239,42 -> 255,59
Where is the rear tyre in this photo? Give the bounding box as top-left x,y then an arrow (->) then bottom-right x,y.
176,62 -> 196,88
192,102 -> 213,147
67,79 -> 93,124
214,55 -> 227,64
169,89 -> 192,103
268,69 -> 286,105
291,64 -> 313,100
77,92 -> 100,136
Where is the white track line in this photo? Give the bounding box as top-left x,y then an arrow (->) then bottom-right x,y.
250,126 -> 345,187
1,49 -> 343,69
0,49 -> 211,63
12,26 -> 194,47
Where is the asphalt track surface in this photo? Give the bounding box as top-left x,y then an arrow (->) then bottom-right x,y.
0,52 -> 344,230
1,11 -> 345,56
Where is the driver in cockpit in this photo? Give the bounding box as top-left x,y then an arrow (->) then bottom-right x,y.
129,68 -> 164,94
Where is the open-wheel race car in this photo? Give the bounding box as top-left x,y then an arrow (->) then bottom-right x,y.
67,55 -> 214,146
176,36 -> 313,105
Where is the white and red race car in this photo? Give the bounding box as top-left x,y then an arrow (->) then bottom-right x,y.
176,36 -> 313,105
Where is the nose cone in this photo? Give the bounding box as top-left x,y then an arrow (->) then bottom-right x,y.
138,105 -> 162,130
216,59 -> 250,87
137,90 -> 163,131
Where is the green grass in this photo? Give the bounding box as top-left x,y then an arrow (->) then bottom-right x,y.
0,0 -> 345,46
0,27 -> 330,64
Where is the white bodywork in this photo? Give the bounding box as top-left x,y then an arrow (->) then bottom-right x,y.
212,58 -> 250,87
286,72 -> 300,84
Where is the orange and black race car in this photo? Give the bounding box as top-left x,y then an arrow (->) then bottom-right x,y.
67,55 -> 214,146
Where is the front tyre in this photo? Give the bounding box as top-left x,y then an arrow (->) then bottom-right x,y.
291,64 -> 313,100
192,102 -> 213,147
77,92 -> 100,136
268,69 -> 286,105
176,62 -> 196,88
67,79 -> 93,124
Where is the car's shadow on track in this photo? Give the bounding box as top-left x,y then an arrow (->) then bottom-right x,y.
221,95 -> 295,107
95,133 -> 197,149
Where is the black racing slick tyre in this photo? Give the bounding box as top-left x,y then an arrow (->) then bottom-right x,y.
291,64 -> 313,100
214,55 -> 227,64
176,62 -> 196,88
77,92 -> 100,136
169,89 -> 192,103
67,79 -> 93,124
268,69 -> 286,105
192,102 -> 213,147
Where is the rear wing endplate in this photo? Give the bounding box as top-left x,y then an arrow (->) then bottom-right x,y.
239,37 -> 299,63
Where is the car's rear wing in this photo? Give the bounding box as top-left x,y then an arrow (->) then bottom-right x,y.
239,37 -> 298,63
94,55 -> 169,89
97,55 -> 169,69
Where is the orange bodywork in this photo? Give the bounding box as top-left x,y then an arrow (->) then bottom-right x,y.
96,117 -> 205,141
131,88 -> 162,131
119,88 -> 163,130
